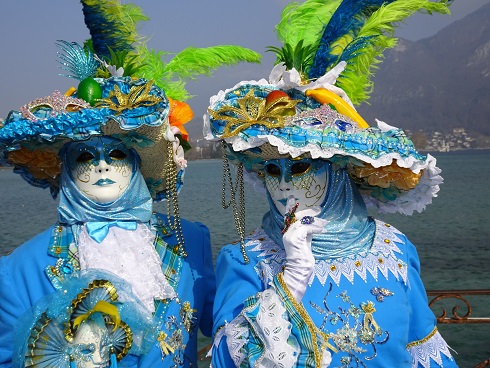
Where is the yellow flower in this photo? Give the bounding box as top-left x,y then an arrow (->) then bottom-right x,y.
352,162 -> 422,191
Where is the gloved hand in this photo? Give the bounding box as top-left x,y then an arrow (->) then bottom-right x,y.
281,199 -> 327,303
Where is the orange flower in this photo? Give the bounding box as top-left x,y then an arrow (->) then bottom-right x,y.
353,162 -> 422,191
168,97 -> 193,141
8,146 -> 61,182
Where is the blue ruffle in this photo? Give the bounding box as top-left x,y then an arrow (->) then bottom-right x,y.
0,77 -> 169,146
209,85 -> 425,163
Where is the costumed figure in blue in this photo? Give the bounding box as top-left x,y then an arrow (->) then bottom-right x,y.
204,0 -> 457,367
0,1 -> 260,367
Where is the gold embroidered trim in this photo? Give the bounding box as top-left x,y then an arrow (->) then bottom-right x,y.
208,89 -> 299,138
96,81 -> 161,113
65,280 -> 119,341
406,326 -> 438,349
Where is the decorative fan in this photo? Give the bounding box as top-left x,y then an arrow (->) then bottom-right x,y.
24,279 -> 132,368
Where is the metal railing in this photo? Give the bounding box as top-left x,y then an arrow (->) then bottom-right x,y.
427,289 -> 490,368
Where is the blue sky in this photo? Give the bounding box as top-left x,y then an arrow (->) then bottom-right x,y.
0,0 -> 488,138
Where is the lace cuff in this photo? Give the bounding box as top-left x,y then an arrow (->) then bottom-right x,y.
215,289 -> 299,367
215,283 -> 333,367
407,327 -> 455,368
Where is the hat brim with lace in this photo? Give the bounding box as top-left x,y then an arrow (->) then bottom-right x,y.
0,76 -> 183,201
204,70 -> 442,216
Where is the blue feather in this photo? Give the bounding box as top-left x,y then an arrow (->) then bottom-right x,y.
80,1 -> 134,59
309,0 -> 396,79
56,40 -> 99,81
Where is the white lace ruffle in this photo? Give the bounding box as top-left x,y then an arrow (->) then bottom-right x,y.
408,330 -> 454,368
248,220 -> 409,288
251,289 -> 299,368
215,289 -> 300,368
215,316 -> 248,367
78,224 -> 176,312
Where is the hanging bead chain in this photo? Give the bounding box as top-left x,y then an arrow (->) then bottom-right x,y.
166,141 -> 187,257
221,141 -> 249,263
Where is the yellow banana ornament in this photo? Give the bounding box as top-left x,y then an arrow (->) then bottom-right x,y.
305,88 -> 370,129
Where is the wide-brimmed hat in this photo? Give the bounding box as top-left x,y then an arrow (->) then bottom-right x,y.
204,0 -> 450,217
204,64 -> 442,216
0,76 -> 182,202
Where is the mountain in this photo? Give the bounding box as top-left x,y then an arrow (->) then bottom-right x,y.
186,3 -> 490,146
357,3 -> 490,137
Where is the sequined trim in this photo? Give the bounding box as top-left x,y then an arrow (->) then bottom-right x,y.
45,224 -> 79,289
247,220 -> 408,287
406,326 -> 438,349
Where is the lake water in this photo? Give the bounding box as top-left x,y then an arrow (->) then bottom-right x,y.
1,151 -> 489,367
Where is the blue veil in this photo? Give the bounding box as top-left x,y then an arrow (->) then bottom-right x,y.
57,137 -> 153,226
262,161 -> 376,260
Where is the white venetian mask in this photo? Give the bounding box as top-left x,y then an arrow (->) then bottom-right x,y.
70,320 -> 111,368
264,157 -> 328,215
65,136 -> 134,204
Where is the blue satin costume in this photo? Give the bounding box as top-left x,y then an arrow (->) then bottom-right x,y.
0,138 -> 215,368
211,163 -> 457,367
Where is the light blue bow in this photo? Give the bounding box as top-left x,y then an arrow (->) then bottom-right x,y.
86,221 -> 138,243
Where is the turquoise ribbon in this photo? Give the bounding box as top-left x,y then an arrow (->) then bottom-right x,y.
86,221 -> 138,243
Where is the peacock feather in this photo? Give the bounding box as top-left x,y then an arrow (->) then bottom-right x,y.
270,0 -> 451,105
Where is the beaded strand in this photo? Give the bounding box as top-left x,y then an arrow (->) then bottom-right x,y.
221,141 -> 248,263
165,141 -> 187,257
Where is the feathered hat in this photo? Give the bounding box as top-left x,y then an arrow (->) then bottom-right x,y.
205,0 -> 450,251
0,0 -> 261,203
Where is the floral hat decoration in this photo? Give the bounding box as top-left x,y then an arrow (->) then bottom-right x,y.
0,0 -> 261,204
205,0 -> 450,250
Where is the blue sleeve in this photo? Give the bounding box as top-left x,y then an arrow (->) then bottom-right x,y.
404,236 -> 458,367
212,246 -> 263,335
0,229 -> 55,368
212,246 -> 263,368
195,221 -> 215,337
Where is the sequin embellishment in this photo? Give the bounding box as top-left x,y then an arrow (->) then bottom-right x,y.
310,285 -> 390,367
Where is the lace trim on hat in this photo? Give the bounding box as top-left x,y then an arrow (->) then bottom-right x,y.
407,327 -> 454,368
248,220 -> 408,288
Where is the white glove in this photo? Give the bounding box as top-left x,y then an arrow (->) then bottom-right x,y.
281,200 -> 327,303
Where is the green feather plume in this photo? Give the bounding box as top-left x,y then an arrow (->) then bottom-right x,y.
275,0 -> 342,49
80,1 -> 261,102
268,0 -> 451,106
336,0 -> 451,105
270,0 -> 342,78
136,45 -> 261,101
81,0 -> 148,59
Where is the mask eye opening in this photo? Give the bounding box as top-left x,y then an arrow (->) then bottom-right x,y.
291,162 -> 311,176
109,149 -> 127,160
265,163 -> 281,176
76,151 -> 95,163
